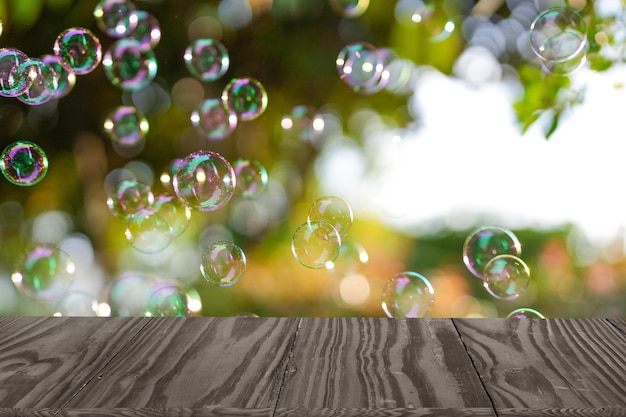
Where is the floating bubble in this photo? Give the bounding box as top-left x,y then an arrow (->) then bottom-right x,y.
329,0 -> 370,18
103,105 -> 149,147
222,77 -> 268,121
326,241 -> 368,278
41,55 -> 76,99
463,226 -> 522,279
93,0 -> 137,38
381,271 -> 434,318
0,48 -> 31,97
483,254 -> 530,301
529,7 -> 587,63
159,158 -> 184,190
152,194 -> 191,238
16,59 -> 59,105
172,150 -> 236,212
54,291 -> 99,316
53,27 -> 102,75
336,42 -> 385,92
106,271 -> 154,316
308,196 -> 353,238
507,307 -> 546,319
102,39 -> 157,91
292,220 -> 341,269
184,38 -> 230,82
232,158 -> 268,199
125,208 -> 173,254
11,244 -> 75,301
394,0 -> 456,41
0,141 -> 49,186
281,105 -> 325,143
200,241 -> 247,287
147,285 -> 189,317
190,98 -> 237,140
124,10 -> 161,48
106,179 -> 154,220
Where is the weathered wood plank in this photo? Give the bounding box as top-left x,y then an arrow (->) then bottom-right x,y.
607,319 -> 626,335
497,407 -> 626,417
274,408 -> 496,416
0,317 -> 148,408
0,409 -> 273,417
61,317 -> 299,409
278,318 -> 494,410
454,319 -> 626,409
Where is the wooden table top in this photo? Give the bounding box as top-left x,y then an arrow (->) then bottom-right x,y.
0,317 -> 624,416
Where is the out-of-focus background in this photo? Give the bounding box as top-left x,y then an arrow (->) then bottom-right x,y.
0,0 -> 625,318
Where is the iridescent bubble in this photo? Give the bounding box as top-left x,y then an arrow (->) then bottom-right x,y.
307,196 -> 353,238
381,271 -> 434,318
147,285 -> 189,317
17,59 -> 59,105
106,179 -> 154,220
53,27 -> 102,75
190,98 -> 237,140
152,194 -> 191,238
184,38 -> 230,82
200,241 -> 246,287
0,141 -> 49,186
326,241 -> 368,278
292,220 -> 341,269
125,207 -> 172,254
124,10 -> 161,48
462,226 -> 522,279
103,105 -> 149,146
159,158 -> 184,191
232,158 -> 268,199
93,0 -> 137,38
506,307 -> 546,319
221,77 -> 268,121
55,291 -> 99,316
482,254 -> 530,301
0,48 -> 31,97
102,39 -> 157,91
336,42 -> 385,92
11,244 -> 75,301
106,271 -> 155,316
41,54 -> 76,99
329,0 -> 370,18
172,150 -> 236,212
280,105 -> 325,143
529,7 -> 587,63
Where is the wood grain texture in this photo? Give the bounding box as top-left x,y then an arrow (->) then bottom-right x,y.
497,407 -> 626,417
274,408 -> 496,416
0,317 -> 148,408
454,319 -> 626,409
607,319 -> 626,336
0,409 -> 272,417
277,318 -> 493,410
61,317 -> 299,409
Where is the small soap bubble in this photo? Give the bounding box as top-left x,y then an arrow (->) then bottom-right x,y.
124,10 -> 161,48
172,150 -> 236,212
152,194 -> 191,238
106,272 -> 155,316
329,0 -> 370,18
147,285 -> 189,317
11,244 -> 75,301
0,48 -> 31,97
125,207 -> 173,254
200,241 -> 246,287
103,39 -> 157,91
336,42 -> 385,92
463,226 -> 522,279
93,0 -> 137,38
307,196 -> 353,238
55,291 -> 99,316
326,241 -> 368,278
482,254 -> 530,300
16,59 -> 59,105
530,7 -> 587,63
106,179 -> 154,220
281,105 -> 325,143
41,55 -> 76,99
395,0 -> 456,41
190,98 -> 237,140
221,77 -> 268,121
292,220 -> 341,269
184,38 -> 230,82
506,307 -> 546,319
53,27 -> 102,75
103,105 -> 149,147
232,158 -> 268,199
0,141 -> 49,186
381,271 -> 434,318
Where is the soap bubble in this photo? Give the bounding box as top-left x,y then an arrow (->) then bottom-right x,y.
106,179 -> 154,220
125,208 -> 173,254
41,54 -> 76,99
184,38 -> 230,82
463,226 -> 522,279
326,241 -> 368,278
102,39 -> 157,91
172,150 -> 236,212
281,105 -> 325,143
307,196 -> 353,238
16,59 -> 59,105
152,194 -> 191,238
200,241 -> 247,287
482,254 -> 530,300
394,0 -> 456,41
507,307 -> 546,319
222,77 -> 268,121
190,98 -> 237,140
103,105 -> 149,147
232,158 -> 268,199
0,48 -> 31,97
329,0 -> 370,18
106,271 -> 154,316
0,141 -> 49,186
529,7 -> 587,63
147,285 -> 189,317
381,271 -> 434,318
124,10 -> 161,48
336,42 -> 385,92
11,244 -> 75,301
292,220 -> 341,269
53,27 -> 102,75
93,0 -> 137,38
54,291 -> 99,316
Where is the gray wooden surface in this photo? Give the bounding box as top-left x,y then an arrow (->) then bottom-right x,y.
0,318 -> 624,417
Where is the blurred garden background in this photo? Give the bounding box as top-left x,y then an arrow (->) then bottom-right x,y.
0,0 -> 625,317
